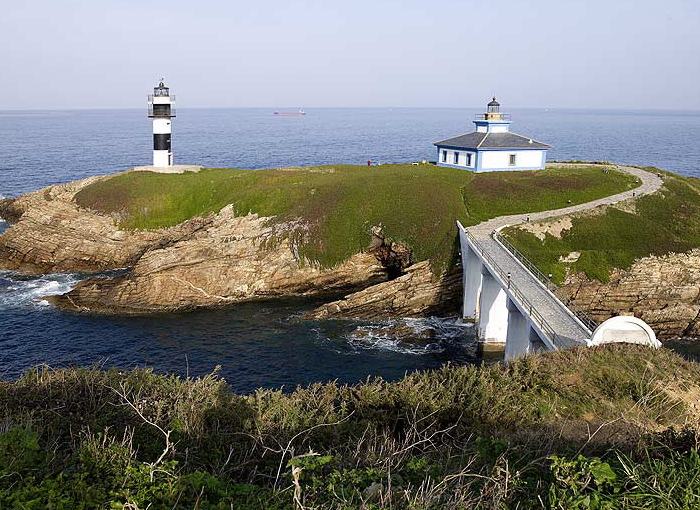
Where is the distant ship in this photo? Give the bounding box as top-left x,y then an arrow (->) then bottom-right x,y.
274,108 -> 306,116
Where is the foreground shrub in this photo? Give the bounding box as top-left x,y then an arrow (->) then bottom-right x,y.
0,344 -> 698,508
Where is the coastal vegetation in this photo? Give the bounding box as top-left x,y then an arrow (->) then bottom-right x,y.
1,344 -> 698,508
74,164 -> 636,273
502,169 -> 700,283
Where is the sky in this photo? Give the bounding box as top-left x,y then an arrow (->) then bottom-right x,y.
1,0 -> 699,110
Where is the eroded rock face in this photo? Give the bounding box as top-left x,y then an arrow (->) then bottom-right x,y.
2,175 -> 465,316
0,198 -> 24,224
559,250 -> 700,338
0,177 -> 172,274
50,207 -> 389,313
304,261 -> 462,320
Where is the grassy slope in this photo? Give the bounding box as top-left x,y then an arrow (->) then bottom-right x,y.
75,164 -> 636,273
503,169 -> 700,283
1,345 -> 699,508
463,164 -> 637,222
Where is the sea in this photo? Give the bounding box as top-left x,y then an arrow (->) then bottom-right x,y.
1,107 -> 699,392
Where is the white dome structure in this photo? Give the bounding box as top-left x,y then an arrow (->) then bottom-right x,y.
588,316 -> 660,348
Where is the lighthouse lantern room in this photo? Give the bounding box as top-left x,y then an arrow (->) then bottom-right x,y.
148,79 -> 176,167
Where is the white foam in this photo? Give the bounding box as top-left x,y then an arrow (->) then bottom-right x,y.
0,271 -> 81,309
345,317 -> 474,355
347,332 -> 443,355
0,194 -> 8,225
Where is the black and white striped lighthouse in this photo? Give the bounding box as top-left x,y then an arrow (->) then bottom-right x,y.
147,79 -> 175,167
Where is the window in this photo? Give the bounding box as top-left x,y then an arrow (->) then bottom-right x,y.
509,154 -> 516,166
466,153 -> 472,166
454,152 -> 459,164
442,150 -> 447,162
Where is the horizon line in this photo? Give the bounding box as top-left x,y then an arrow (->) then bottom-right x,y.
1,105 -> 699,113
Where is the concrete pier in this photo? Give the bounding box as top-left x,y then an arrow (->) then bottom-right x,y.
478,270 -> 508,346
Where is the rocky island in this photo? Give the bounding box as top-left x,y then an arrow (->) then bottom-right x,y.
4,162 -> 698,338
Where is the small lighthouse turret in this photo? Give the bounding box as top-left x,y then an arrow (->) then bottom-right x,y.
147,79 -> 175,167
473,97 -> 511,133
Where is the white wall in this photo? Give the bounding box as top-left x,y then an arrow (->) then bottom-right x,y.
153,118 -> 171,134
475,121 -> 511,133
152,96 -> 173,105
153,150 -> 171,167
438,148 -> 476,168
480,150 -> 544,170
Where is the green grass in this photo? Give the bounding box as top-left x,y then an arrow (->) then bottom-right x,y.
74,164 -> 637,274
0,345 -> 698,509
503,168 -> 700,283
463,165 -> 638,222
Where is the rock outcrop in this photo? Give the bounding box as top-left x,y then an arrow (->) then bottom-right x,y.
304,261 -> 462,320
0,198 -> 24,224
49,208 -> 390,313
1,176 -> 427,314
0,177 -> 174,274
559,250 -> 700,338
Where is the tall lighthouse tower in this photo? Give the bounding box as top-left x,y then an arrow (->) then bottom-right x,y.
147,79 -> 175,167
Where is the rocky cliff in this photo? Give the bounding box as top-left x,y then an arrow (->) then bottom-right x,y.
559,250 -> 700,338
0,177 -> 177,274
304,261 -> 462,320
48,208 -> 394,313
1,176 -> 444,314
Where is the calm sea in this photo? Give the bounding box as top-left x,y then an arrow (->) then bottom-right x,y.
1,108 -> 699,391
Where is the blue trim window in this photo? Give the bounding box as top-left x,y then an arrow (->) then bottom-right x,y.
442,150 -> 447,162
466,153 -> 472,166
453,151 -> 459,164
509,154 -> 516,166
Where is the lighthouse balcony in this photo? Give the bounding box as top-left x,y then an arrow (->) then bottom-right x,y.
148,102 -> 177,118
474,113 -> 511,121
148,93 -> 176,104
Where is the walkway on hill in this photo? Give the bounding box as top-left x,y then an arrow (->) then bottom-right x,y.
465,165 -> 663,348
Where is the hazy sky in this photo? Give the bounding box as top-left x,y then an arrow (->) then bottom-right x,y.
1,0 -> 698,109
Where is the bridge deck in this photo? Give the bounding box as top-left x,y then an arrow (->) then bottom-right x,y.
466,230 -> 590,348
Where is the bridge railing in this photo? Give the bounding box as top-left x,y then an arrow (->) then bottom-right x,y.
463,229 -> 560,346
492,230 -> 598,333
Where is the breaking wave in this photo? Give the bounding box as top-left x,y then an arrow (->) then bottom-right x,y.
345,317 -> 476,355
0,271 -> 81,309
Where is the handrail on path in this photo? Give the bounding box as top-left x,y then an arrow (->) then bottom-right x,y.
492,230 -> 598,333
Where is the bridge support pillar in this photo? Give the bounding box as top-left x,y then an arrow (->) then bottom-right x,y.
505,298 -> 530,360
529,328 -> 548,353
461,244 -> 483,320
478,270 -> 508,346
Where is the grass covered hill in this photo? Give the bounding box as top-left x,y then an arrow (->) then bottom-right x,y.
503,169 -> 700,283
75,164 -> 637,273
1,345 -> 699,508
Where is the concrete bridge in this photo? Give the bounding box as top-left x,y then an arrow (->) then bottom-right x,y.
458,165 -> 663,359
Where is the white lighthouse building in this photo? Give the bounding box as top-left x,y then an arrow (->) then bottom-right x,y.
434,98 -> 551,172
148,79 -> 175,167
